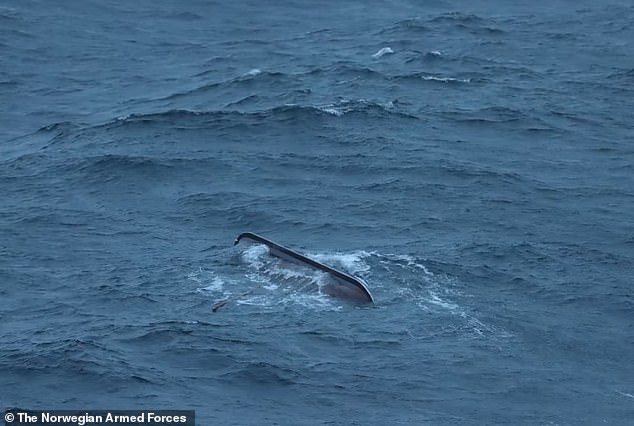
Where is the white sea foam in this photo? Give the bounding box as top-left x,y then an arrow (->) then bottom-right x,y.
200,276 -> 225,292
241,244 -> 268,268
189,268 -> 226,293
187,269 -> 202,283
389,254 -> 433,275
280,292 -> 342,311
318,106 -> 344,116
428,291 -> 459,311
317,99 -> 389,117
377,252 -> 502,337
230,279 -> 338,311
372,47 -> 394,58
422,75 -> 470,83
243,68 -> 262,77
310,250 -> 371,274
229,243 -> 369,310
616,391 -> 634,399
236,294 -> 270,306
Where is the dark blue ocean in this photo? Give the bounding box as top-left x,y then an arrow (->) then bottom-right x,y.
2,0 -> 633,424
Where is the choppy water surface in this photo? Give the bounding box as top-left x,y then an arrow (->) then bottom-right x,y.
1,0 -> 633,424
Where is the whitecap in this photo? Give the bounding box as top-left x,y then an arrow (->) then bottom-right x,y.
372,47 -> 394,58
422,75 -> 470,83
318,106 -> 344,116
243,68 -> 262,77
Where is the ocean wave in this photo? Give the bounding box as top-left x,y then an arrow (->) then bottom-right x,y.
165,11 -> 203,21
429,12 -> 485,25
439,159 -> 534,187
59,154 -> 227,186
363,252 -> 502,337
440,106 -> 551,128
0,6 -> 21,22
447,106 -> 524,122
393,72 -> 472,85
607,68 -> 634,81
312,99 -> 416,119
224,94 -> 261,107
117,321 -> 202,345
164,63 -> 392,105
242,68 -> 262,77
422,75 -> 471,84
95,101 -> 416,130
176,192 -> 272,221
372,47 -> 394,58
72,154 -> 175,173
269,100 -> 414,119
218,361 -> 300,385
403,50 -> 446,65
0,78 -> 19,88
480,64 -> 544,80
0,121 -> 80,161
177,191 -> 253,207
0,337 -> 141,381
162,69 -> 293,101
375,17 -> 429,35
37,121 -> 80,134
428,12 -> 505,35
306,61 -> 385,79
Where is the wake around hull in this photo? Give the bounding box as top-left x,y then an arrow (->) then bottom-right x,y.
234,232 -> 374,304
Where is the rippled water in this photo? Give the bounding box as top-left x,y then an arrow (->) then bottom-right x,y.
2,1 -> 633,425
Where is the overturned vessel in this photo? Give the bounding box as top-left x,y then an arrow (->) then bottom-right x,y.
234,232 -> 374,304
